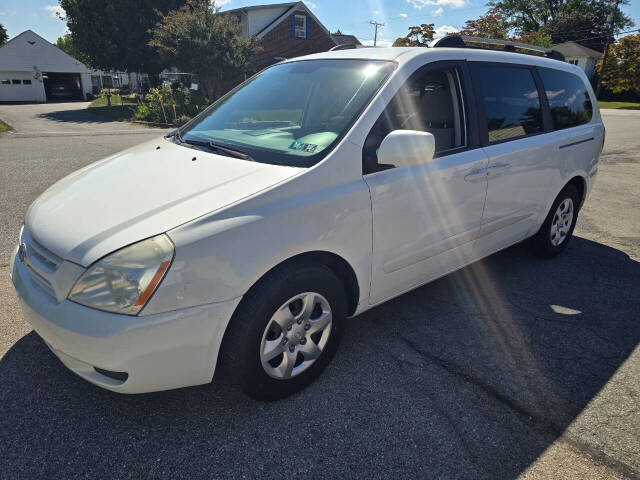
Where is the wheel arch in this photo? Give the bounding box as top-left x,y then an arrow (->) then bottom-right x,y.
241,250 -> 361,318
565,175 -> 587,209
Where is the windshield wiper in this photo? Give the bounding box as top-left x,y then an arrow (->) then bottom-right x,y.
165,129 -> 184,143
184,139 -> 255,162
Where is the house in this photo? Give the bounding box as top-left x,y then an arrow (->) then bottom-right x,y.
0,30 -> 92,102
227,2 -> 356,77
331,33 -> 362,47
553,42 -> 602,79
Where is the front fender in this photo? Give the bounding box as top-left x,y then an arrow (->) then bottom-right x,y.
143,167 -> 372,316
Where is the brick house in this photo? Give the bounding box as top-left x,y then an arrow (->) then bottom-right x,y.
225,2 -> 357,84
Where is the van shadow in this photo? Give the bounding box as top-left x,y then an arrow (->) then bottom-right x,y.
1,236 -> 638,479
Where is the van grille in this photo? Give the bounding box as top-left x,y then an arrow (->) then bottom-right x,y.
21,231 -> 63,301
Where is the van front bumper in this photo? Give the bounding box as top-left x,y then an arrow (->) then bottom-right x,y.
11,253 -> 241,394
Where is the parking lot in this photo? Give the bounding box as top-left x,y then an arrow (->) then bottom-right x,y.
0,103 -> 638,479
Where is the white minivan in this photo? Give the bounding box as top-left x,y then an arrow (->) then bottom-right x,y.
11,37 -> 604,400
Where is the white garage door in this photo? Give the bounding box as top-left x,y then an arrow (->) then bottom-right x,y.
0,72 -> 46,102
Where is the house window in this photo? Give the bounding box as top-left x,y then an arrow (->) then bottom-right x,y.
23,79 -> 32,85
12,79 -> 22,85
295,15 -> 306,38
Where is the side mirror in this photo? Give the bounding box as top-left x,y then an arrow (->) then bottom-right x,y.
377,130 -> 436,168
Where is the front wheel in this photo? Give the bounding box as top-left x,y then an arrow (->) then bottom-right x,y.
220,263 -> 346,401
529,184 -> 580,258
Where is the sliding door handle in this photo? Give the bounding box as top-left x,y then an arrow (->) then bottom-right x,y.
486,164 -> 511,177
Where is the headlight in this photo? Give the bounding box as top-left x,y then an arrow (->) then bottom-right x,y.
68,234 -> 174,315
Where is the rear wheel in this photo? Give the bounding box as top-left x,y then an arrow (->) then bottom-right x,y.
220,263 -> 346,401
529,184 -> 580,258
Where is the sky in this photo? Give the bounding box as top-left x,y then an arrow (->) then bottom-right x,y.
1,0 -> 639,47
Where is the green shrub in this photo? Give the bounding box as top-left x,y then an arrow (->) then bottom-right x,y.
135,84 -> 208,124
176,114 -> 191,126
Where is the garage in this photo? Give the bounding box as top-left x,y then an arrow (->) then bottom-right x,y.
43,72 -> 84,101
0,72 -> 43,102
0,30 -> 91,103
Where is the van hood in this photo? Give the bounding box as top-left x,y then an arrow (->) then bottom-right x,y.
25,138 -> 301,266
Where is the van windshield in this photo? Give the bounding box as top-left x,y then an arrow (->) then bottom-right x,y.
180,59 -> 396,167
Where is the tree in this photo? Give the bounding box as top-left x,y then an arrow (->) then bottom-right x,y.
149,0 -> 258,99
600,34 -> 640,94
55,33 -> 92,66
487,0 -> 634,37
516,31 -> 553,47
0,23 -> 8,46
459,8 -> 509,39
392,24 -> 435,47
60,0 -> 186,74
541,11 -> 611,52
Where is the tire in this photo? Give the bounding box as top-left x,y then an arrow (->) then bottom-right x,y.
220,262 -> 347,401
529,184 -> 580,258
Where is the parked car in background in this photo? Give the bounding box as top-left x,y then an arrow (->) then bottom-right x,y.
11,39 -> 603,400
47,81 -> 81,101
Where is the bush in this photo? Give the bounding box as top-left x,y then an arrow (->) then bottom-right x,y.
134,84 -> 208,124
177,114 -> 191,126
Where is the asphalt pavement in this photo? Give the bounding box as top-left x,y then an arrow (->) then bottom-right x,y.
0,103 -> 638,479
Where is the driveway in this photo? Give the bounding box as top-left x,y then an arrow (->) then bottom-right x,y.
0,101 -> 165,137
0,106 -> 638,479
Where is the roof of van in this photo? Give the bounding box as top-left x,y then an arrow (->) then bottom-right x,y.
285,46 -> 583,74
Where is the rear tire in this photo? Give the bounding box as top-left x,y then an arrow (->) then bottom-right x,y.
220,262 -> 346,401
529,184 -> 580,258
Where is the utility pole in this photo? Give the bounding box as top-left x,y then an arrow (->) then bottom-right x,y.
595,0 -> 620,98
370,20 -> 385,46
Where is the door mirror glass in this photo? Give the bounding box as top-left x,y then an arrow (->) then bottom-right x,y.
377,130 -> 435,168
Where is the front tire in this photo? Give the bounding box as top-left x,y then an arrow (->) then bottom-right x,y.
529,184 -> 580,258
220,263 -> 346,401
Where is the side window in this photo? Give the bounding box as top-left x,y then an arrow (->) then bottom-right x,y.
471,64 -> 543,143
538,68 -> 592,130
23,79 -> 32,85
12,79 -> 22,85
363,67 -> 466,172
1,80 -> 10,85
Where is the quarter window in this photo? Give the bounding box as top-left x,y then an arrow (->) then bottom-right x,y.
471,64 -> 543,143
538,68 -> 592,130
295,15 -> 306,38
364,67 -> 466,172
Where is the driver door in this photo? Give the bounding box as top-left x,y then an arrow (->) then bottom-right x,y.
363,61 -> 489,305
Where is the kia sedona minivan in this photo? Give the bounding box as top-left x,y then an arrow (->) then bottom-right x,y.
11,37 -> 603,400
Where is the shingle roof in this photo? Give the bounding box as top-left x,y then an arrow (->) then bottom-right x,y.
224,2 -> 297,14
331,34 -> 362,46
552,41 -> 602,58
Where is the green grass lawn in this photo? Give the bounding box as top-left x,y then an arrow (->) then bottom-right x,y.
0,119 -> 12,132
598,101 -> 640,110
87,94 -> 138,121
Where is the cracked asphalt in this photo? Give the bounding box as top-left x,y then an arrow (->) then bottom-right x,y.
0,103 -> 638,479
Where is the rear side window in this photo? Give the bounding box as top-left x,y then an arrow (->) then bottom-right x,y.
471,64 -> 543,143
538,68 -> 592,129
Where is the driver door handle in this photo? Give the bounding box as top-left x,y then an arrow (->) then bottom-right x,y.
464,168 -> 487,182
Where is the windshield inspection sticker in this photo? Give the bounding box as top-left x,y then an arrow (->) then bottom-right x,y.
289,141 -> 318,153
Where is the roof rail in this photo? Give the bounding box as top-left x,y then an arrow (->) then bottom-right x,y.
430,35 -> 565,62
329,43 -> 371,51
